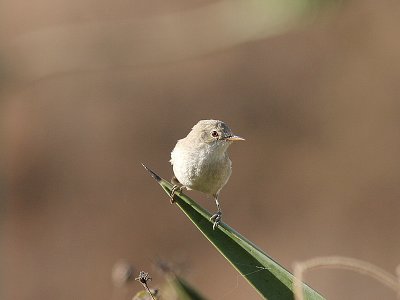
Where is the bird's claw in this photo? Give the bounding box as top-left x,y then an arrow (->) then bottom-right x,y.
170,185 -> 183,204
210,211 -> 222,230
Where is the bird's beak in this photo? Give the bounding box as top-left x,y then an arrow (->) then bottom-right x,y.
226,135 -> 245,141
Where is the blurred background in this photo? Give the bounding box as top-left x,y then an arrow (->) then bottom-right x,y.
1,0 -> 400,299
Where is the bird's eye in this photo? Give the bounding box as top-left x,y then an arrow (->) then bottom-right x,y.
211,130 -> 219,138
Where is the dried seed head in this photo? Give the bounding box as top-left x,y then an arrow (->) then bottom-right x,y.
135,271 -> 152,284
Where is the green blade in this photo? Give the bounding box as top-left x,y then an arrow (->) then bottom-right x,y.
167,274 -> 208,300
143,165 -> 324,300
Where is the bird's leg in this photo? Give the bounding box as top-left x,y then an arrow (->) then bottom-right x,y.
210,195 -> 222,230
170,185 -> 184,203
170,176 -> 184,204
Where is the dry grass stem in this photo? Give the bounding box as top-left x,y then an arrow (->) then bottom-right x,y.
293,256 -> 400,300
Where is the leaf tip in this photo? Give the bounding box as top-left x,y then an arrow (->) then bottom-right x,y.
142,163 -> 162,182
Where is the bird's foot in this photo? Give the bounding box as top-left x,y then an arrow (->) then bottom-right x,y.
170,185 -> 183,204
210,211 -> 222,230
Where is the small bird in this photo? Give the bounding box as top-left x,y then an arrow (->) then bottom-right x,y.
170,120 -> 244,229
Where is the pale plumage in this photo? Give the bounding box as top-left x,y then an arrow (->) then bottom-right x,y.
170,120 -> 244,229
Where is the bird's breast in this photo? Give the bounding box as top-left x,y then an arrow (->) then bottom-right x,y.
171,145 -> 232,195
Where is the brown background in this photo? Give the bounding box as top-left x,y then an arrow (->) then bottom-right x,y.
2,0 -> 400,299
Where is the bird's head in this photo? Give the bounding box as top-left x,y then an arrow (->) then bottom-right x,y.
188,120 -> 244,150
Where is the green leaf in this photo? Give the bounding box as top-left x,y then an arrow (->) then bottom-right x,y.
142,165 -> 324,300
132,289 -> 159,300
167,273 -> 208,300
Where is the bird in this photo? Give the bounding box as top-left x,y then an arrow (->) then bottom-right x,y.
169,119 -> 244,230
